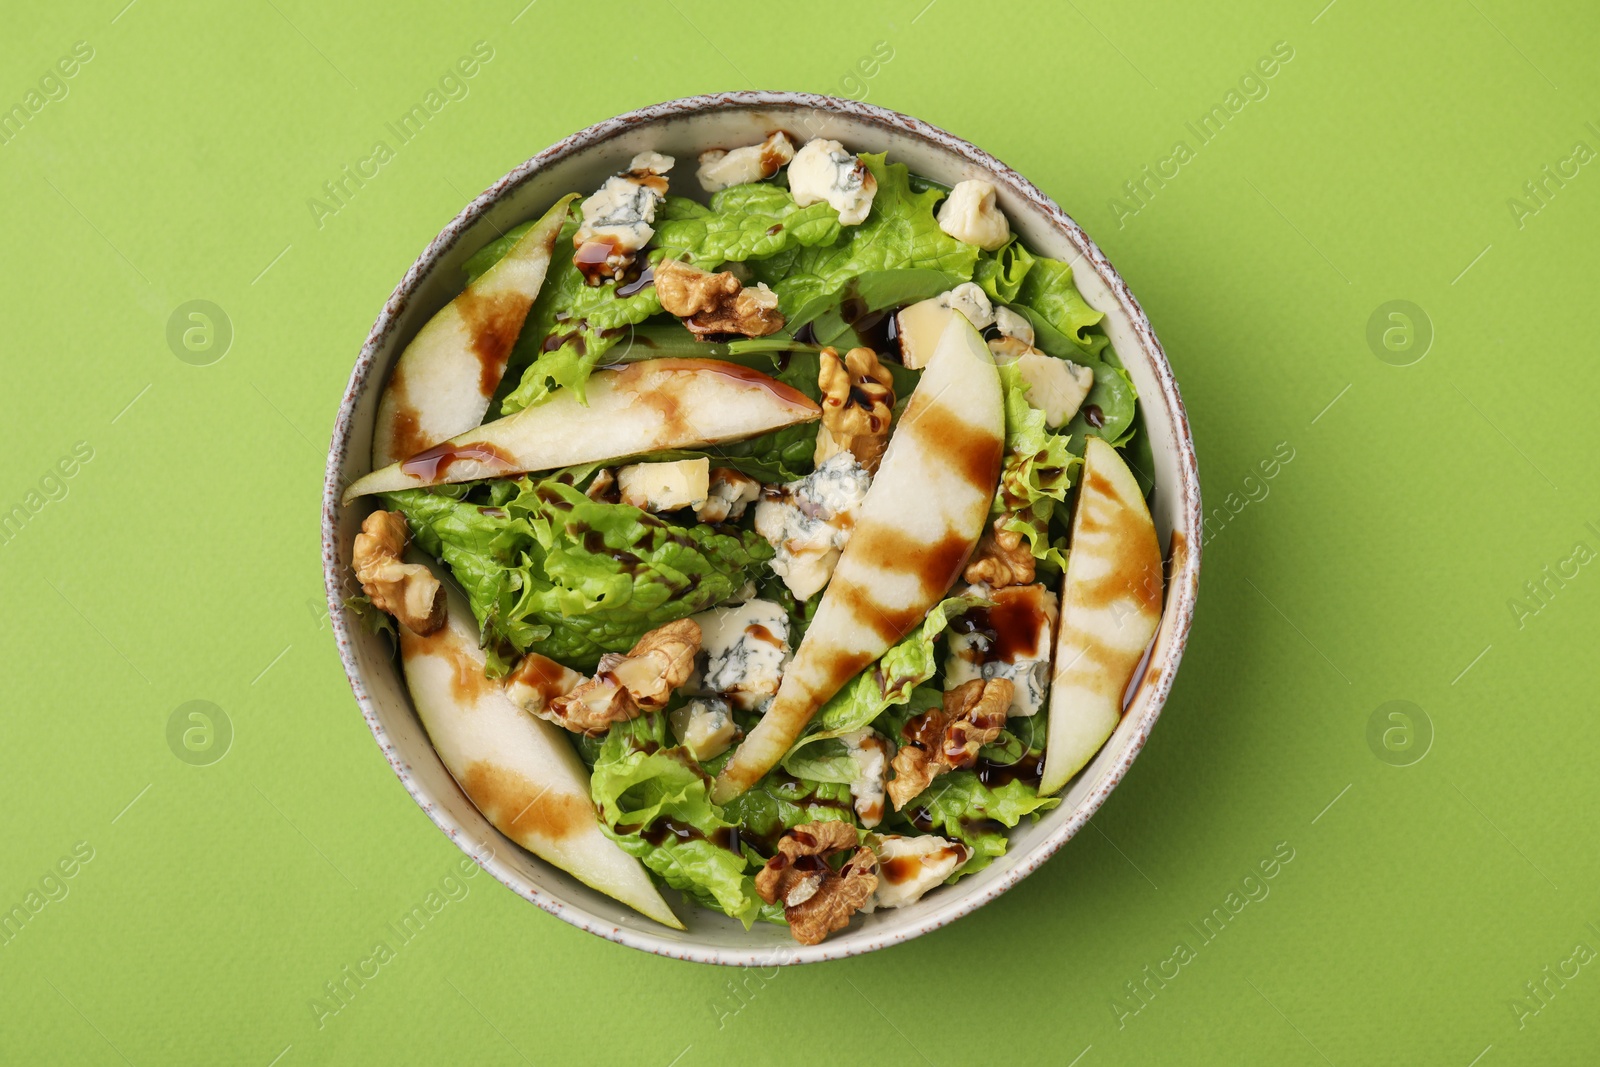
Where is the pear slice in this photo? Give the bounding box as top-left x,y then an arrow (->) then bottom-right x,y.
373,195 -> 577,468
712,314 -> 1004,802
398,556 -> 681,929
344,358 -> 819,502
1038,436 -> 1163,795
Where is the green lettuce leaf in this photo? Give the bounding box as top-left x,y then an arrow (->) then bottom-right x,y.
718,771 -> 858,851
1063,343 -> 1139,449
786,267 -> 964,348
973,238 -> 1035,304
652,184 -> 843,264
384,478 -> 772,672
993,362 -> 1082,567
497,213 -> 667,412
502,183 -> 848,415
760,153 -> 981,317
896,771 -> 1059,876
812,595 -> 989,736
588,716 -> 765,925
1012,254 -> 1103,345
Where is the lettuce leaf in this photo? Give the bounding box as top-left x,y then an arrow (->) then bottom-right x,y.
588,716 -> 765,925
786,267 -> 964,348
652,185 -> 843,264
896,771 -> 1059,876
760,153 -> 981,317
1012,254 -> 1103,345
1063,343 -> 1139,449
717,771 -> 858,849
973,238 -> 1035,304
384,478 -> 772,672
496,213 -> 667,412
993,363 -> 1081,567
814,595 -> 989,735
501,184 -> 847,414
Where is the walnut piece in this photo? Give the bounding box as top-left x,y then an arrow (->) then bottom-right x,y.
542,619 -> 701,734
654,259 -> 785,338
814,346 -> 896,473
964,519 -> 1036,587
352,511 -> 445,635
755,821 -> 879,945
888,678 -> 1014,810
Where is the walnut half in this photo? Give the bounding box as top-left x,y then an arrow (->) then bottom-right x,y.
887,678 -> 1013,811
654,259 -> 785,338
352,511 -> 445,635
814,346 -> 895,474
542,619 -> 701,734
755,821 -> 879,945
964,518 -> 1036,588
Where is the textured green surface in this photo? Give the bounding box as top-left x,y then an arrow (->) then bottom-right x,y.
4,1 -> 1599,1063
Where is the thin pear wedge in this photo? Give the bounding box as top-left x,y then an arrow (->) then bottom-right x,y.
398,556 -> 682,929
373,195 -> 577,468
1038,436 -> 1163,795
345,358 -> 819,502
712,314 -> 1004,803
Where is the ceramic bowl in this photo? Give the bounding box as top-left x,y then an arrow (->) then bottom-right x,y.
322,92 -> 1201,965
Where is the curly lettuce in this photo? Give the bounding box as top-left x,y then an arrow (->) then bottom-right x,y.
718,771 -> 858,846
384,477 -> 771,673
588,716 -> 766,925
993,363 -> 1081,567
897,772 -> 1059,876
973,237 -> 1035,304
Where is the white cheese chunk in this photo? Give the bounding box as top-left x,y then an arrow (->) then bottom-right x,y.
788,138 -> 877,225
753,453 -> 872,600
696,132 -> 796,192
691,598 -> 792,711
993,305 -> 1034,347
573,153 -> 674,275
936,179 -> 1011,251
989,338 -> 1095,429
938,282 -> 994,330
694,468 -> 761,524
839,728 -> 890,828
669,697 -> 738,761
945,583 -> 1060,716
629,151 -> 674,175
864,834 -> 971,910
617,458 -> 709,512
895,285 -> 998,370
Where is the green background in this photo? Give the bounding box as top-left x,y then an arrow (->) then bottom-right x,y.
3,0 -> 1597,1063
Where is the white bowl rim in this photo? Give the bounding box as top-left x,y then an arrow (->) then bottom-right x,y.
321,90 -> 1202,966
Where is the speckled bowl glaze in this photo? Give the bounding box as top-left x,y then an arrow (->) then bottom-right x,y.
323,92 -> 1201,966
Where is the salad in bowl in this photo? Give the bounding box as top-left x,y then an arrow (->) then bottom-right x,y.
338,122 -> 1167,947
